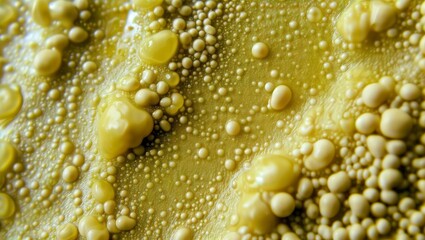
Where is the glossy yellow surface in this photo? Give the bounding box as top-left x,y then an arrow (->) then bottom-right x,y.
1,0 -> 425,239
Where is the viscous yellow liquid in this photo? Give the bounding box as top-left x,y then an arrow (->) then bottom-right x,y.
1,0 -> 425,240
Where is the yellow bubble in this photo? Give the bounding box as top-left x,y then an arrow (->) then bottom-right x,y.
91,179 -> 115,203
236,193 -> 277,235
370,0 -> 397,32
269,85 -> 292,111
68,26 -> 89,43
139,30 -> 178,65
241,154 -> 299,192
98,98 -> 154,158
164,72 -> 180,87
46,34 -> 69,51
336,1 -> 370,43
49,0 -> 78,25
116,215 -> 136,231
78,215 -> 109,240
251,42 -> 269,59
319,193 -> 340,218
62,166 -> 79,183
380,109 -> 413,139
57,223 -> 78,240
33,49 -> 62,75
0,85 -> 22,121
270,192 -> 296,218
117,75 -> 141,92
0,3 -> 17,27
172,227 -> 194,240
304,139 -> 335,171
0,192 -> 15,219
165,93 -> 184,116
31,0 -> 52,27
134,89 -> 159,107
0,141 -> 16,173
